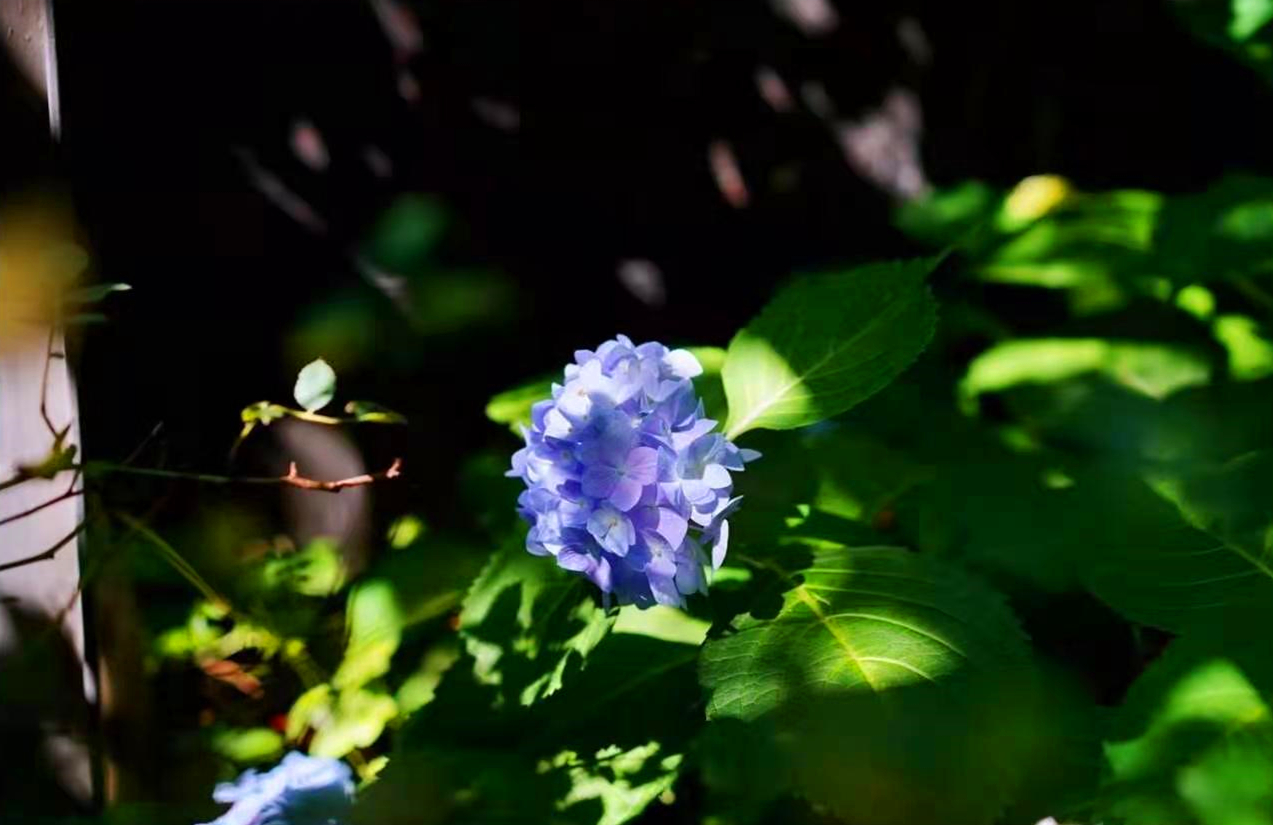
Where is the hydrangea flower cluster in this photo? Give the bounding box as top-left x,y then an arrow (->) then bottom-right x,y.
509,336 -> 757,608
199,752 -> 355,825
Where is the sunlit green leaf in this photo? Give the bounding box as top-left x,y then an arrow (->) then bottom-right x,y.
961,338 -> 1212,404
294,358 -> 337,412
210,727 -> 284,765
257,537 -> 347,597
699,545 -> 1036,825
1232,0 -> 1273,41
1214,314 -> 1273,380
485,375 -> 552,434
287,684 -> 334,742
344,400 -> 407,424
459,538 -> 613,706
309,688 -> 399,758
335,579 -> 403,691
241,401 -> 288,425
894,180 -> 998,249
612,604 -> 709,646
1101,617 -> 1273,825
396,643 -> 462,715
387,514 -> 427,549
553,743 -> 682,825
722,259 -> 938,438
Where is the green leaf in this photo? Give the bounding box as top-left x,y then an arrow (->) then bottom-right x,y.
699,545 -> 1037,825
241,401 -> 288,425
722,259 -> 938,439
209,726 -> 285,765
485,375 -> 553,434
257,537 -> 347,597
893,180 -> 999,250
1214,314 -> 1273,380
961,338 -> 1212,404
459,538 -> 614,706
895,458 -> 1089,594
1080,474 -> 1273,634
343,400 -> 407,424
1100,615 -> 1273,825
308,687 -> 399,758
686,345 -> 728,421
286,684 -> 334,742
553,743 -> 683,825
1154,176 -> 1273,285
396,643 -> 462,715
294,358 -> 337,413
334,579 -> 403,691
531,633 -> 701,757
1232,0 -> 1273,41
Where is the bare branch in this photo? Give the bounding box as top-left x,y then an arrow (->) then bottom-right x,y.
280,457 -> 403,491
0,484 -> 83,527
74,457 -> 404,493
0,519 -> 85,574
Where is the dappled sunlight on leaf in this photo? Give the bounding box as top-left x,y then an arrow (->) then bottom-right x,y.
1215,314 -> 1273,380
459,538 -> 614,706
722,260 -> 938,438
1102,622 -> 1273,825
961,338 -> 1212,404
699,545 -> 1038,824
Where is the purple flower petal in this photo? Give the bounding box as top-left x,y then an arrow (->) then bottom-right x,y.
624,447 -> 659,485
582,464 -> 619,499
508,336 -> 758,608
588,506 -> 635,556
608,476 -> 645,512
710,519 -> 730,570
703,463 -> 732,489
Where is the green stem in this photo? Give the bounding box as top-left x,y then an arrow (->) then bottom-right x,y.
83,463 -> 268,486
114,512 -> 228,609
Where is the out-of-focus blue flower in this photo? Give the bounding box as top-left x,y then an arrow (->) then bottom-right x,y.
198,752 -> 355,825
509,336 -> 758,608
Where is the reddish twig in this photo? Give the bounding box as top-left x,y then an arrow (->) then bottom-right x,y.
280,457 -> 403,491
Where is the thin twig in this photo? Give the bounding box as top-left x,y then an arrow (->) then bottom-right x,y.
121,422 -> 164,467
0,485 -> 84,527
39,325 -> 65,438
280,457 -> 403,491
0,519 -> 86,574
73,457 -> 403,493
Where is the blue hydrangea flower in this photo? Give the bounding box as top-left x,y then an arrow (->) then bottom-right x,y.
508,336 -> 758,608
198,752 -> 355,825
